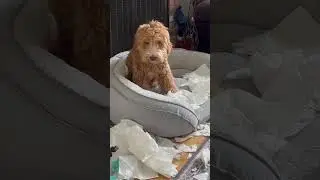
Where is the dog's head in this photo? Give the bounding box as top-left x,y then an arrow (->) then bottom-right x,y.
132,20 -> 172,64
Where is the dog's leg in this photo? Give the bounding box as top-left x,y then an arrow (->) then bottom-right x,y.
159,71 -> 177,94
132,70 -> 149,89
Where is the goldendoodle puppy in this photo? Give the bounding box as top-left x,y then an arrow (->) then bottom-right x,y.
126,20 -> 177,94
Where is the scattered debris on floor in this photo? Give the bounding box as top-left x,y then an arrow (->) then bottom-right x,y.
175,123 -> 210,142
195,123 -> 210,136
193,172 -> 209,180
155,136 -> 176,148
201,147 -> 210,168
110,119 -> 178,179
110,119 -> 210,180
176,144 -> 198,153
168,64 -> 210,110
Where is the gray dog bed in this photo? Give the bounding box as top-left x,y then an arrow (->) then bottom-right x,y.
110,49 -> 210,137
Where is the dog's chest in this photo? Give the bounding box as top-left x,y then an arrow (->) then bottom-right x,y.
146,72 -> 161,93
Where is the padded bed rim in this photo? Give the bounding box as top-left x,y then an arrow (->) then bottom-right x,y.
110,58 -> 199,126
110,87 -> 197,137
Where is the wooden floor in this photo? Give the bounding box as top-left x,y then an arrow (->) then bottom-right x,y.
151,136 -> 209,180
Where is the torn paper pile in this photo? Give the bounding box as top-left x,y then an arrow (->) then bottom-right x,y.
110,119 -> 210,179
168,64 -> 210,110
193,172 -> 209,180
110,119 -> 179,179
201,147 -> 210,168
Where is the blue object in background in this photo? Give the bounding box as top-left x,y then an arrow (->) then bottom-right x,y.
174,6 -> 188,37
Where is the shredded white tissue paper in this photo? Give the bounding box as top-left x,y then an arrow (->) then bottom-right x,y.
155,136 -> 176,147
110,119 -> 179,179
126,125 -> 159,162
193,172 -> 209,180
194,123 -> 210,136
187,154 -> 192,159
183,64 -> 210,94
201,148 -> 210,168
168,64 -> 210,110
142,147 -> 179,178
176,144 -> 198,153
110,120 -> 211,179
118,155 -> 158,179
192,167 -> 198,172
110,119 -> 142,156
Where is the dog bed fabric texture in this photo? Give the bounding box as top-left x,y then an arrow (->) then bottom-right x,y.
110,49 -> 210,137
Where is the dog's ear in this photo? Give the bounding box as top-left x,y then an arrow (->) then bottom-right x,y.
134,24 -> 150,39
133,24 -> 150,48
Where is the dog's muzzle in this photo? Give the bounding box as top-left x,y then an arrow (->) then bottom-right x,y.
148,55 -> 162,63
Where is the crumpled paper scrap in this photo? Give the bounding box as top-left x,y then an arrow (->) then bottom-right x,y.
118,155 -> 158,179
193,172 -> 209,180
110,119 -> 178,179
175,144 -> 198,153
167,64 -> 210,110
201,147 -> 210,168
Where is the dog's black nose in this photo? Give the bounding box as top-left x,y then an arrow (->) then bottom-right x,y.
150,55 -> 158,61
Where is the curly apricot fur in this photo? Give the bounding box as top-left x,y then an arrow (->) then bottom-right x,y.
126,20 -> 177,94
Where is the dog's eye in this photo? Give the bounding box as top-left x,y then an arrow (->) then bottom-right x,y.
144,41 -> 150,46
156,41 -> 163,48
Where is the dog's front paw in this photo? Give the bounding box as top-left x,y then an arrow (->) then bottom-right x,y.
170,87 -> 178,93
162,86 -> 177,95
